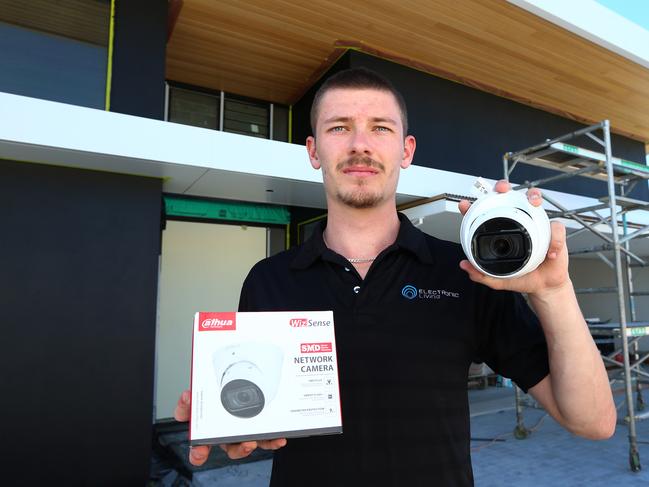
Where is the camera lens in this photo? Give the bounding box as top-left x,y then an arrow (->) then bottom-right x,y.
491,236 -> 512,257
471,217 -> 531,276
221,379 -> 265,418
237,390 -> 252,404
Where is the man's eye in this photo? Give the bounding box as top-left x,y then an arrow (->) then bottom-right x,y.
329,126 -> 346,132
375,126 -> 391,132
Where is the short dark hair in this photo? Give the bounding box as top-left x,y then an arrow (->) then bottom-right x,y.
310,67 -> 409,135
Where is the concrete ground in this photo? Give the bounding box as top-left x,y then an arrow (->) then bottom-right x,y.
469,387 -> 649,486
153,385 -> 649,486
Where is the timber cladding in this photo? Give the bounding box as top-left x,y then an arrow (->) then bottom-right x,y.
166,0 -> 649,145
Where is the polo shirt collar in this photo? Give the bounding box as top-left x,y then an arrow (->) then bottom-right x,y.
290,212 -> 435,269
394,212 -> 435,264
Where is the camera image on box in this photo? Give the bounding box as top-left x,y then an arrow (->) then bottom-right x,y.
213,342 -> 283,419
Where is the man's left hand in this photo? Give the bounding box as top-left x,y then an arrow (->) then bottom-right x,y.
458,180 -> 570,296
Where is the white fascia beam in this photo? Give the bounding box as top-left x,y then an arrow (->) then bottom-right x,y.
0,91 -> 316,184
2,90 -> 645,224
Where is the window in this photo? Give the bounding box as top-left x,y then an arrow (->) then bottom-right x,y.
223,95 -> 269,139
168,87 -> 219,130
166,84 -> 289,141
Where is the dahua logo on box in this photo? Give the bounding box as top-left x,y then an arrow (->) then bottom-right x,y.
199,312 -> 236,331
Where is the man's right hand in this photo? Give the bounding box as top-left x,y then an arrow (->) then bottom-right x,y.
173,389 -> 288,466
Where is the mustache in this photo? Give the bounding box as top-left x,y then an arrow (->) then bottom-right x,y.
336,155 -> 385,172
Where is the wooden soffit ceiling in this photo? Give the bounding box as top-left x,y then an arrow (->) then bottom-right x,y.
166,0 -> 649,145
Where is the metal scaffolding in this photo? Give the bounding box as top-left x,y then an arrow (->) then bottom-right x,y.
503,120 -> 649,472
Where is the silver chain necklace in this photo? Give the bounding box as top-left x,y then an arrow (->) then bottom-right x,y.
348,257 -> 376,263
323,233 -> 377,264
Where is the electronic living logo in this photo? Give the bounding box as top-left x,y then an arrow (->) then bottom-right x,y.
401,284 -> 460,301
401,285 -> 418,300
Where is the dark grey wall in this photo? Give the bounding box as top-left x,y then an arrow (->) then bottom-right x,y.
0,0 -> 168,120
292,53 -> 352,147
0,21 -> 107,109
0,161 -> 162,485
293,51 -> 647,200
110,0 -> 167,120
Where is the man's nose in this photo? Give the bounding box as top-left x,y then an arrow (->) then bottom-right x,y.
349,130 -> 372,155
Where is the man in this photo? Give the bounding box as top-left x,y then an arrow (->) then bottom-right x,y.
175,68 -> 615,485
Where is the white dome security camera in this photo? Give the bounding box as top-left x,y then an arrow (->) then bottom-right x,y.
460,189 -> 551,279
213,343 -> 284,419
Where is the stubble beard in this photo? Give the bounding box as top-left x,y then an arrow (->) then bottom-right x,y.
332,155 -> 387,209
335,184 -> 384,209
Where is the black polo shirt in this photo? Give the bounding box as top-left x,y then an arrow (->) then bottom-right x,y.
238,213 -> 549,486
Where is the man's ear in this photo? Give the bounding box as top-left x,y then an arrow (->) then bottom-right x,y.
400,135 -> 416,169
306,136 -> 321,170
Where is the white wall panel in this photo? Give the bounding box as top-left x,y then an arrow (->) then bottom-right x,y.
154,221 -> 266,420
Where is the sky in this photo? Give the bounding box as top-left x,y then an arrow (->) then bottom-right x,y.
595,0 -> 649,31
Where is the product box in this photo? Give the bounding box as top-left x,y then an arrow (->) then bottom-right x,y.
190,310 -> 342,445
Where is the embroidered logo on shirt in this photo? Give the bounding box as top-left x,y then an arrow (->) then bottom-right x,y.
401,285 -> 418,299
402,284 -> 460,300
